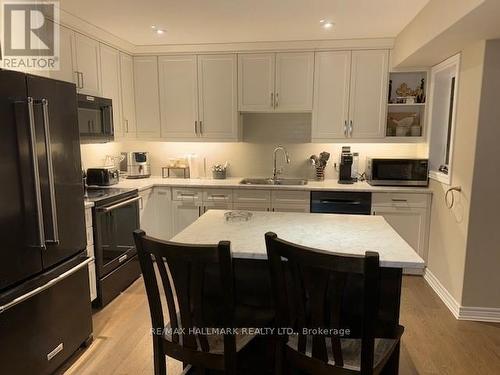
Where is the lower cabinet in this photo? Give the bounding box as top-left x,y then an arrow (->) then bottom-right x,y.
372,192 -> 431,261
85,206 -> 97,302
139,188 -> 155,234
171,200 -> 203,235
155,187 -> 172,240
233,202 -> 270,211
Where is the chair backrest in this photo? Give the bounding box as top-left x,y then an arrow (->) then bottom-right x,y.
133,229 -> 235,353
265,232 -> 380,371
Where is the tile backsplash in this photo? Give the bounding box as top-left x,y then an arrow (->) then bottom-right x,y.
81,140 -> 425,180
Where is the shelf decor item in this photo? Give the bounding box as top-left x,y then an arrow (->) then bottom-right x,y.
387,112 -> 419,137
212,162 -> 228,179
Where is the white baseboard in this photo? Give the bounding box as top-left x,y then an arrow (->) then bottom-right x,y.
423,269 -> 461,319
423,269 -> 500,322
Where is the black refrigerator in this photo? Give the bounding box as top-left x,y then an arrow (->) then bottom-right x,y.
0,70 -> 92,374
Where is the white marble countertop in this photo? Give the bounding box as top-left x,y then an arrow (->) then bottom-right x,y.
171,210 -> 425,269
111,176 -> 432,194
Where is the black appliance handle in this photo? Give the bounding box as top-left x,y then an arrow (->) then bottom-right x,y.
0,257 -> 92,314
39,98 -> 59,244
317,199 -> 362,205
26,97 -> 46,249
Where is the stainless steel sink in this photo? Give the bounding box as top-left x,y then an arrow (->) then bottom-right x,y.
240,178 -> 308,186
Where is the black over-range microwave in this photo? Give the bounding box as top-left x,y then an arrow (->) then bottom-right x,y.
78,94 -> 113,142
366,158 -> 429,187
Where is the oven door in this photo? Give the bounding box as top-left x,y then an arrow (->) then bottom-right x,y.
94,196 -> 140,277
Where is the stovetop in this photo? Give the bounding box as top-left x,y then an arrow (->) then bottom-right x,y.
85,186 -> 138,206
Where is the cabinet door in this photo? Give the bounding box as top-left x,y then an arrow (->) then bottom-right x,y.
312,51 -> 351,140
50,24 -> 75,83
159,55 -> 199,139
238,53 -> 275,111
275,52 -> 314,111
348,50 -> 388,139
119,52 -> 137,136
372,206 -> 427,258
203,201 -> 233,213
197,54 -> 238,140
155,187 -> 172,240
139,188 -> 155,235
74,33 -> 101,96
171,201 -> 201,236
134,56 -> 161,138
100,44 -> 122,137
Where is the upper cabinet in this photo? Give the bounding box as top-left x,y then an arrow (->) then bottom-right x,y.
119,52 -> 137,137
49,24 -> 75,83
312,49 -> 389,140
158,54 -> 238,141
275,52 -> 314,111
238,52 -> 314,112
133,56 -> 161,138
312,51 -> 351,140
100,44 -> 122,137
73,33 -> 101,96
238,53 -> 275,111
197,54 -> 238,140
158,55 -> 199,139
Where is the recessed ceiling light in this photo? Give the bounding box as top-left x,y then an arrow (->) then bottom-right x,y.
151,25 -> 156,29
319,19 -> 334,29
156,29 -> 165,35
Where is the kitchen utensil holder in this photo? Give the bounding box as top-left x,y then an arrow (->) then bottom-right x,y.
315,166 -> 325,181
212,170 -> 226,179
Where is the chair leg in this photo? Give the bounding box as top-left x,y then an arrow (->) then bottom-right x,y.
152,337 -> 166,375
381,342 -> 401,375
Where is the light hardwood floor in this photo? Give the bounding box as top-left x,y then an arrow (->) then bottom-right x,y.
61,276 -> 500,375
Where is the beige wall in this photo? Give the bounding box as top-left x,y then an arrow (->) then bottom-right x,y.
426,41 -> 485,303
461,39 -> 500,308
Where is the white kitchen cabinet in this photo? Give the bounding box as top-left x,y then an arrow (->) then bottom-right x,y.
275,52 -> 314,111
88,260 -> 97,302
348,50 -> 388,139
171,200 -> 203,236
238,53 -> 275,111
133,56 -> 161,138
238,52 -> 314,112
372,192 -> 431,260
159,55 -> 199,139
73,33 -> 101,96
119,52 -> 137,137
312,51 -> 351,140
49,24 -> 75,83
271,190 -> 310,213
232,202 -> 270,212
99,44 -> 122,137
154,187 -> 172,240
197,54 -> 238,140
139,188 -> 155,234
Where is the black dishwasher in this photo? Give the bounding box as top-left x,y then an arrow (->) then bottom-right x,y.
310,191 -> 372,215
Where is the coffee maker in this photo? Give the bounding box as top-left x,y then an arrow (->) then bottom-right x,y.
338,146 -> 355,184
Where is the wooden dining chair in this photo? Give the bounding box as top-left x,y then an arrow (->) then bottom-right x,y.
133,229 -> 257,375
265,232 -> 404,375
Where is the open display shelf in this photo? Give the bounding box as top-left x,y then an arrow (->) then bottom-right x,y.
387,71 -> 428,138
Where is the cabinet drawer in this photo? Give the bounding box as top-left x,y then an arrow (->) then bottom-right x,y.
372,192 -> 429,208
271,190 -> 309,205
85,208 -> 93,228
155,186 -> 171,198
172,187 -> 202,202
233,189 -> 271,203
233,202 -> 270,212
203,189 -> 233,202
86,226 -> 94,246
272,203 -> 310,213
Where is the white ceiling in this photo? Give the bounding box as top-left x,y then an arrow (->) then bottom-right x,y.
59,0 -> 430,46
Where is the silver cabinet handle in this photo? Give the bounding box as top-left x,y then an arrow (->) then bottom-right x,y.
40,99 -> 59,244
199,120 -> 203,135
270,92 -> 274,108
74,71 -> 80,88
27,97 -> 46,249
391,198 -> 408,202
349,120 -> 353,137
125,119 -> 129,133
99,196 -> 141,212
80,72 -> 84,89
344,120 -> 348,137
118,254 -> 128,263
0,257 -> 92,314
275,92 -> 279,107
194,120 -> 198,135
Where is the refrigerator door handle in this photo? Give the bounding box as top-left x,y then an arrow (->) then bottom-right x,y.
27,97 -> 46,249
39,99 -> 59,244
0,257 -> 92,314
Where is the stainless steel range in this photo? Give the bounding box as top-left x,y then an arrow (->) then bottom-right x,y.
86,187 -> 141,307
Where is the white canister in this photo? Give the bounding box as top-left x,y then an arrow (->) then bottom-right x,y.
186,154 -> 200,178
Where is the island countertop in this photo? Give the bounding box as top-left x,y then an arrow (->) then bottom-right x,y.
171,210 -> 425,269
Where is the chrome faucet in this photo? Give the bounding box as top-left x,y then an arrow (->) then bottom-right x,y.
272,145 -> 290,180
